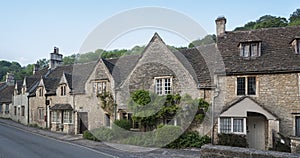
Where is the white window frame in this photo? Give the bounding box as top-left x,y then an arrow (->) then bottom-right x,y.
93,80 -> 107,95
218,117 -> 247,135
38,108 -> 44,120
51,111 -> 59,123
240,42 -> 261,58
154,76 -> 172,95
63,111 -> 73,124
236,76 -> 258,96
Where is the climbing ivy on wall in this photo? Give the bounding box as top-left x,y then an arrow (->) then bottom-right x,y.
127,90 -> 209,131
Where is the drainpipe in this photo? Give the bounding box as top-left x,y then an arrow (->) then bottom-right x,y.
45,96 -> 48,129
27,95 -> 30,124
211,87 -> 220,145
114,89 -> 117,121
72,92 -> 76,134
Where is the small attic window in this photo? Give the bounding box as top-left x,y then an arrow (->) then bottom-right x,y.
239,42 -> 261,58
292,39 -> 300,54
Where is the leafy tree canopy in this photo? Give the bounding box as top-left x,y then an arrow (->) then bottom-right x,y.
234,9 -> 300,31
188,34 -> 216,48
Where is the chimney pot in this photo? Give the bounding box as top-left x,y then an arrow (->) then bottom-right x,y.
215,16 -> 227,36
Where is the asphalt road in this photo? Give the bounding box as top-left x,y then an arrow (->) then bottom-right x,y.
0,124 -> 116,158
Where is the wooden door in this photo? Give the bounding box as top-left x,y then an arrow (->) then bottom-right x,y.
247,116 -> 265,150
78,112 -> 88,134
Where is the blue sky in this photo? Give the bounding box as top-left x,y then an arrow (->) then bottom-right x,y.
0,0 -> 299,66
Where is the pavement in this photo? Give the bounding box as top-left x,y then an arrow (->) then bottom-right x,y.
0,119 -> 201,158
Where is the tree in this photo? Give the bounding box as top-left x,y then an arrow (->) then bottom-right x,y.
36,58 -> 49,68
188,34 -> 216,48
289,9 -> 300,26
63,54 -> 78,65
234,15 -> 288,31
254,15 -> 288,29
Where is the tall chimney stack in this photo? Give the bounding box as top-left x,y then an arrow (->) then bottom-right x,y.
5,72 -> 14,86
33,64 -> 39,74
215,16 -> 227,36
50,46 -> 63,69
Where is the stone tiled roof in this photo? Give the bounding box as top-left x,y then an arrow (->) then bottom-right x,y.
46,65 -> 73,78
217,25 -> 300,75
72,61 -> 98,94
102,58 -> 115,74
176,44 -> 222,87
15,80 -> 23,95
109,54 -> 141,87
50,104 -> 73,110
64,73 -> 72,89
0,85 -> 14,104
43,78 -> 60,96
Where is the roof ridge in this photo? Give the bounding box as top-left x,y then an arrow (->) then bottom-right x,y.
228,25 -> 300,34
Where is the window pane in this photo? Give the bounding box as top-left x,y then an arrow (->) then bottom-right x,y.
97,82 -> 102,94
155,79 -> 163,95
237,77 -> 245,95
63,111 -> 72,123
6,104 -> 9,113
296,117 -> 300,136
0,104 -> 2,113
220,118 -> 231,133
247,77 -> 256,95
102,82 -> 106,93
233,118 -> 244,133
164,78 -> 171,94
251,43 -> 258,57
244,44 -> 250,57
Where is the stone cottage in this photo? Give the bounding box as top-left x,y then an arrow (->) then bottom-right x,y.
0,73 -> 15,119
12,64 -> 49,125
213,17 -> 300,151
109,33 -> 215,131
27,47 -> 116,134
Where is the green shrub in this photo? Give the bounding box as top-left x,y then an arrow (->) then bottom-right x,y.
113,119 -> 131,130
217,133 -> 248,148
167,131 -> 211,149
83,127 -> 113,142
92,127 -> 113,141
120,132 -> 155,147
155,125 -> 182,147
83,130 -> 98,141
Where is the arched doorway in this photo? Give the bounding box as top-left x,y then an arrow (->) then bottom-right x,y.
247,112 -> 267,149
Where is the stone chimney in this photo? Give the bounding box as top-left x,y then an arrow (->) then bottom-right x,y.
50,46 -> 63,69
5,72 -> 14,86
215,16 -> 227,36
33,64 -> 39,74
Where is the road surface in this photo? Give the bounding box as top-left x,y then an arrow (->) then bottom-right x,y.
0,123 -> 116,158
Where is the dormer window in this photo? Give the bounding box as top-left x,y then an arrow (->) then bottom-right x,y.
239,42 -> 261,58
292,38 -> 300,54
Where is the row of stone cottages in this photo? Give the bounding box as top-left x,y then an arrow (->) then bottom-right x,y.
1,17 -> 300,152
